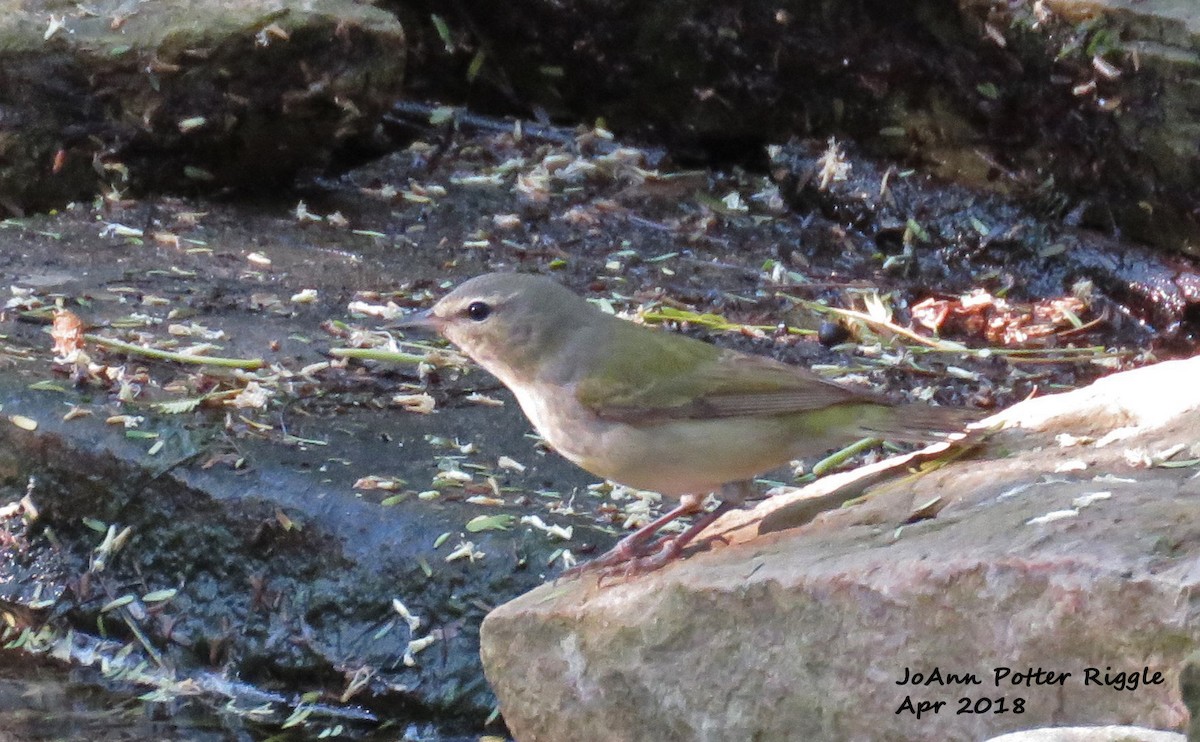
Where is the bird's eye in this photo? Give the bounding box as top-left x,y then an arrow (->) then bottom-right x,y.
466,301 -> 492,322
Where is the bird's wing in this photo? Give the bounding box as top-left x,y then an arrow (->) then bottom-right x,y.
576,338 -> 885,425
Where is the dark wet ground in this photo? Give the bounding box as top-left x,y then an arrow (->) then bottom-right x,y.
0,114 -> 1197,739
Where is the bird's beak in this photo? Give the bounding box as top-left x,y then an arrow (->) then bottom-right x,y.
386,309 -> 442,332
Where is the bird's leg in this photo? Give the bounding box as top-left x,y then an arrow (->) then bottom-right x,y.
560,496 -> 704,579
609,480 -> 751,577
562,482 -> 755,580
620,501 -> 737,576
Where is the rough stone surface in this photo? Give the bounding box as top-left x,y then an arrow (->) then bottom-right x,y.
481,357 -> 1200,742
0,0 -> 404,210
6,0 -> 1200,253
394,0 -> 1200,252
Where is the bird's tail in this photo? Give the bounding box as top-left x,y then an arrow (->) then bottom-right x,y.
858,403 -> 987,443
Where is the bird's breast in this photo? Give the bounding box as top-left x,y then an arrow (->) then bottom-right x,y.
505,381 -> 751,496
508,382 -> 607,467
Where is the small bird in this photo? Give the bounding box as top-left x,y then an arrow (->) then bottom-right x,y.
399,272 -> 977,575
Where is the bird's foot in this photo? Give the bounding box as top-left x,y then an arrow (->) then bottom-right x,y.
558,500 -> 703,580
599,535 -> 689,582
561,502 -> 737,583
558,531 -> 668,581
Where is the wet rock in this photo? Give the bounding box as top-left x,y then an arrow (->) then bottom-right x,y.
480,356 -> 1200,741
769,138 -> 1200,340
392,0 -> 1200,252
0,0 -> 404,212
0,376 -> 578,729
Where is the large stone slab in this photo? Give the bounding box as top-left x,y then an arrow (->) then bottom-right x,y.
0,0 -> 404,211
394,0 -> 1200,251
480,356 -> 1200,741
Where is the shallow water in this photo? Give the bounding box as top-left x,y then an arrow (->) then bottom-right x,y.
0,651 -> 237,741
0,649 -> 480,741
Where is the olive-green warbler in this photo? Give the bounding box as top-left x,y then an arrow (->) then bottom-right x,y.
400,273 -> 976,574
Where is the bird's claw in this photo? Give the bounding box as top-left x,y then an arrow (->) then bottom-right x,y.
558,532 -> 671,582
557,501 -> 737,584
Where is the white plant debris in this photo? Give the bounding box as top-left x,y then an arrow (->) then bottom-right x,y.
391,598 -> 422,633
339,665 -> 373,703
520,515 -> 573,541
1055,433 -> 1094,448
1071,491 -> 1112,508
432,464 -> 472,488
9,415 -> 37,431
590,481 -> 683,533
105,414 -> 144,428
816,137 -> 851,190
90,524 -> 133,573
346,300 -> 402,321
403,634 -> 438,667
294,201 -> 322,223
5,286 -> 41,310
451,173 -> 505,187
100,223 -> 144,238
557,549 -> 577,569
353,476 -> 404,491
167,322 -> 225,340
391,393 -> 436,414
1026,509 -> 1078,526
720,191 -> 748,213
299,361 -> 330,376
1150,443 -> 1187,464
492,213 -> 521,230
464,393 -> 504,407
444,540 -> 484,563
255,22 -> 288,46
63,406 -> 93,422
465,495 -> 505,507
44,14 -> 68,40
230,381 -> 271,410
497,456 -> 525,472
1122,443 -> 1190,468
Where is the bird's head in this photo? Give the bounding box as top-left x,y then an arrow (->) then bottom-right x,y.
398,272 -> 596,382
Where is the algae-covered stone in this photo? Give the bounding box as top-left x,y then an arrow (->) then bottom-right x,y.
0,0 -> 404,210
